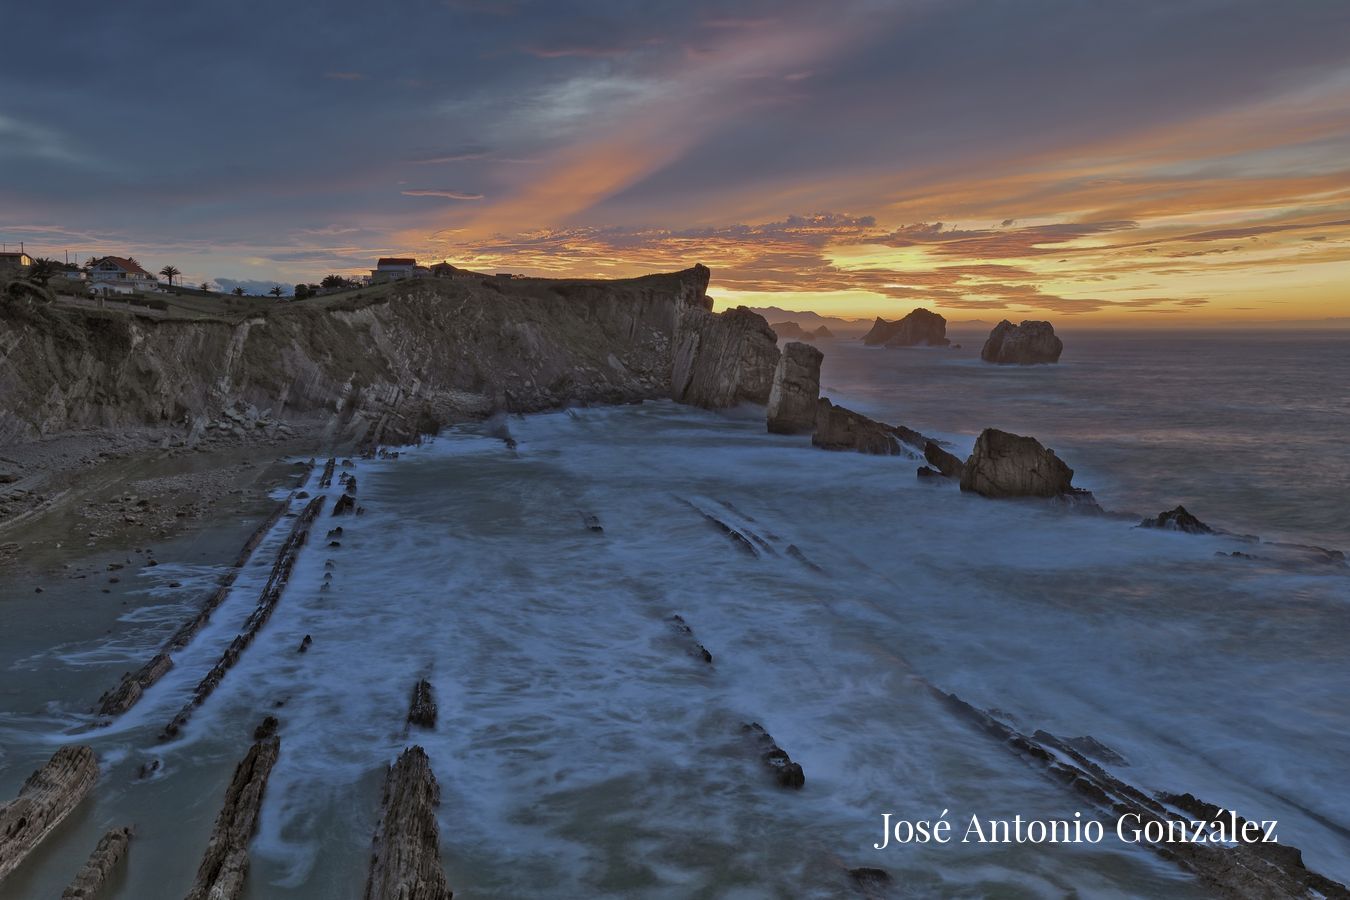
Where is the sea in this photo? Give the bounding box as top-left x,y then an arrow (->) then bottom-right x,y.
1,329 -> 1347,898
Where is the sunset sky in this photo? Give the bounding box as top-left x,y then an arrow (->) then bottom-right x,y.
2,1 -> 1348,324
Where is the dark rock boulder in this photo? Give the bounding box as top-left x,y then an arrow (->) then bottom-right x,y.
862,309 -> 950,347
812,399 -> 901,455
959,428 -> 1075,498
743,723 -> 804,789
981,319 -> 1063,364
1139,505 -> 1213,534
766,341 -> 824,434
923,441 -> 965,479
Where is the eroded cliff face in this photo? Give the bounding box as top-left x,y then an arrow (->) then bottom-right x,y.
0,265 -> 776,448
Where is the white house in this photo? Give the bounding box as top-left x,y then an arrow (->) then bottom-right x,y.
88,256 -> 159,290
371,257 -> 418,282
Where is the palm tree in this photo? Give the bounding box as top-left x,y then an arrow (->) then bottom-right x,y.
159,265 -> 181,286
269,285 -> 285,297
26,258 -> 59,287
232,287 -> 246,296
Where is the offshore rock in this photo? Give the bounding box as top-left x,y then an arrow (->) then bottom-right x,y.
363,746 -> 452,900
0,746 -> 99,885
408,679 -> 437,729
959,428 -> 1076,498
811,399 -> 902,455
673,304 -> 781,408
743,722 -> 805,789
980,319 -> 1063,364
766,341 -> 824,434
1139,505 -> 1213,534
861,309 -> 950,347
62,826 -> 133,900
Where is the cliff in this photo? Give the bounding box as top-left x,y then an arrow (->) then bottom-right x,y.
0,265 -> 775,449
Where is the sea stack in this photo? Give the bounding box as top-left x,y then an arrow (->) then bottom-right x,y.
980,320 -> 1063,364
766,342 -> 824,434
959,428 -> 1075,498
861,309 -> 950,347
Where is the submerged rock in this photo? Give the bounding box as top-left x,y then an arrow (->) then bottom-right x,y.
766,341 -> 824,434
408,679 -> 437,729
0,746 -> 99,884
959,428 -> 1075,498
980,319 -> 1063,364
923,440 -> 965,479
1139,505 -> 1213,534
861,308 -> 950,347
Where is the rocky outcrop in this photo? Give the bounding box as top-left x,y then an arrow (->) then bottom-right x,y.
959,428 -> 1076,498
1139,505 -> 1213,534
185,732 -> 280,900
364,746 -> 452,900
0,745 -> 99,885
62,826 -> 132,899
408,679 -> 437,729
769,322 -> 833,342
812,325 -> 834,339
811,399 -> 905,455
672,305 -> 780,408
923,441 -> 965,479
980,319 -> 1063,364
766,342 -> 823,434
0,265 -> 768,448
743,723 -> 804,788
861,309 -> 949,347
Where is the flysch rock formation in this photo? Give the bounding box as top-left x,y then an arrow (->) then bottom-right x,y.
1,265 -> 778,449
185,731 -> 280,900
0,745 -> 99,885
363,746 -> 452,900
860,308 -> 950,347
1139,505 -> 1213,534
980,319 -> 1063,364
923,441 -> 965,479
61,825 -> 132,900
673,304 -> 780,408
959,428 -> 1080,499
766,341 -> 824,434
408,679 -> 437,729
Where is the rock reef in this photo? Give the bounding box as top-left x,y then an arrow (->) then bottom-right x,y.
766,341 -> 824,434
185,732 -> 280,900
364,746 -> 452,900
0,745 -> 99,885
62,826 -> 132,900
1139,505 -> 1213,534
980,319 -> 1063,364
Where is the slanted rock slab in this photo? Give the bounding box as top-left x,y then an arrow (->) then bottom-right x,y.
0,745 -> 99,885
364,746 -> 452,900
766,341 -> 824,434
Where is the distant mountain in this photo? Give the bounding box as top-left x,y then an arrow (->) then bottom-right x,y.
740,306 -> 873,336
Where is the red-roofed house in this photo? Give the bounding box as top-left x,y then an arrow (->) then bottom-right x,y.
88,256 -> 159,294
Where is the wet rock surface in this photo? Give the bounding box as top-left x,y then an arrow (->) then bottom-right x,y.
185,731 -> 280,900
980,319 -> 1063,364
743,722 -> 805,789
766,341 -> 824,434
408,679 -> 438,729
812,399 -> 905,455
1139,505 -> 1213,534
61,825 -> 132,900
923,440 -> 965,479
0,745 -> 99,885
363,746 -> 452,900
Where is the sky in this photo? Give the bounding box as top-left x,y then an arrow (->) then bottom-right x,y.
2,0 -> 1348,325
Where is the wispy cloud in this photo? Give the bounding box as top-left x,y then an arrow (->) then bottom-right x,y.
401,189 -> 485,200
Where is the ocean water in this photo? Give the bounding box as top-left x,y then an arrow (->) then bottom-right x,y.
1,332 -> 1348,898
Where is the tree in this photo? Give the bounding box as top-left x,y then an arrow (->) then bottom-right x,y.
269,285 -> 285,297
232,287 -> 246,296
320,274 -> 353,290
159,265 -> 181,286
199,282 -> 211,292
27,257 -> 59,287
294,283 -> 313,300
